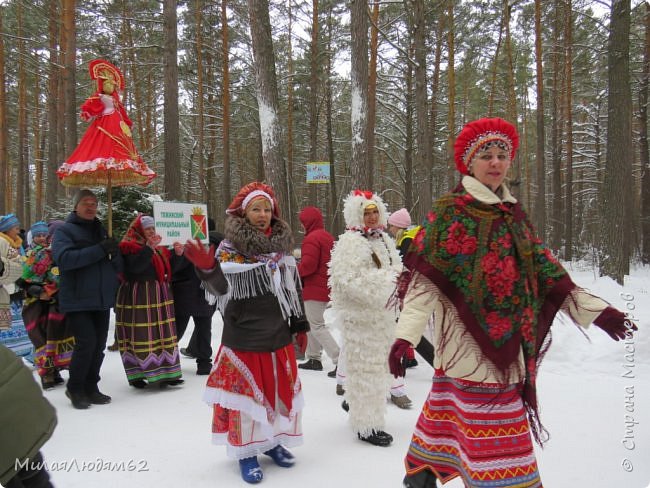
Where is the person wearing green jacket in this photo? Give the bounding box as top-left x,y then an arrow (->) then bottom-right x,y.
0,343 -> 57,487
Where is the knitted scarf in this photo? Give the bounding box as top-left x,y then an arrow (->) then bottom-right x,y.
400,183 -> 576,444
119,224 -> 171,283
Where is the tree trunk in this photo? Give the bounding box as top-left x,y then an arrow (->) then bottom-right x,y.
563,0 -> 573,261
641,2 -> 650,264
308,0 -> 320,206
325,5 -> 341,234
601,0 -> 632,284
350,0 -> 370,189
405,46 -> 414,212
550,0 -> 563,251
534,0 -> 546,238
45,0 -> 60,212
412,0 -> 430,220
33,53 -> 43,219
61,0 -> 77,162
0,10 -> 7,213
247,0 -> 291,217
221,0 -> 231,223
163,0 -> 181,200
430,15 -> 444,199
195,0 -> 207,202
446,0 -> 456,187
367,0 -> 379,196
17,1 -> 27,225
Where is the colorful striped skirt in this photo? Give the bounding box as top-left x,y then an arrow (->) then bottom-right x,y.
0,299 -> 33,363
22,298 -> 74,377
115,280 -> 182,385
405,371 -> 542,488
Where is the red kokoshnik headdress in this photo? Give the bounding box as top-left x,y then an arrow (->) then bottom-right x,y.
89,59 -> 125,94
453,117 -> 519,175
225,181 -> 280,218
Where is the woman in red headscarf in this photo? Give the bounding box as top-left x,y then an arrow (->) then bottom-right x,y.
389,118 -> 636,488
114,214 -> 183,388
183,182 -> 309,484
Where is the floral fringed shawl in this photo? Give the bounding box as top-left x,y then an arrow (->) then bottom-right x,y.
204,216 -> 303,321
21,244 -> 60,302
399,183 -> 576,444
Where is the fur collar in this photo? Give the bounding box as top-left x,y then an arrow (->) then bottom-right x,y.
224,216 -> 294,257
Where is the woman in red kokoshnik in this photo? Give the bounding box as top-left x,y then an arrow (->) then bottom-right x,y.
56,59 -> 154,186
390,117 -> 637,488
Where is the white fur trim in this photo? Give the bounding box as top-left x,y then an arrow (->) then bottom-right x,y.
242,190 -> 274,211
342,191 -> 389,229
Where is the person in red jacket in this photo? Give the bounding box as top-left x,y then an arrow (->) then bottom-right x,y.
297,207 -> 340,376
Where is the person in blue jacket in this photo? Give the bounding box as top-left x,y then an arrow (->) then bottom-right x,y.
51,189 -> 122,410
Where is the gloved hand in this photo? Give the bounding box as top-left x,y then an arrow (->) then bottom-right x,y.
295,331 -> 308,356
594,306 -> 637,341
27,284 -> 45,298
389,339 -> 411,378
184,239 -> 216,270
99,237 -> 119,256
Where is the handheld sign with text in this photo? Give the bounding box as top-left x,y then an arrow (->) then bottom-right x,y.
153,201 -> 209,246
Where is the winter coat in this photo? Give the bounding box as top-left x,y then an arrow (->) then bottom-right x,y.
0,344 -> 57,485
51,212 -> 122,313
297,207 -> 334,302
197,216 -> 308,352
0,240 -> 24,329
170,231 -> 222,318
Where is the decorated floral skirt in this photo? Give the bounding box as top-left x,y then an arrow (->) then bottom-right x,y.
405,370 -> 542,488
204,344 -> 304,460
22,298 -> 74,377
0,299 -> 33,363
115,280 -> 182,384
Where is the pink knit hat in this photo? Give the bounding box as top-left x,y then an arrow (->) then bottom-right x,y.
387,208 -> 411,229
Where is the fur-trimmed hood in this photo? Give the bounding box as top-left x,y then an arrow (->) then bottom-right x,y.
342,190 -> 389,229
224,215 -> 294,257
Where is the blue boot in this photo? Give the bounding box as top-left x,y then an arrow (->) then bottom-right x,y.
239,457 -> 263,484
264,445 -> 295,468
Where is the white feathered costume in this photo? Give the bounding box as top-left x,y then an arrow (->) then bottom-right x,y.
328,191 -> 403,436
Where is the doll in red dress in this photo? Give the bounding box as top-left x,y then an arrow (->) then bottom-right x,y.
57,59 -> 155,186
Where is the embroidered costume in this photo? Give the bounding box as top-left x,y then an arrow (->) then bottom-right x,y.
395,118 -> 634,488
195,182 -> 309,467
20,225 -> 74,385
115,214 -> 182,386
0,215 -> 31,361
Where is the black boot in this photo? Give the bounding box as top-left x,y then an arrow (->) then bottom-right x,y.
358,430 -> 393,447
86,391 -> 112,405
66,389 -> 91,410
298,359 -> 323,371
403,469 -> 438,487
196,362 -> 212,375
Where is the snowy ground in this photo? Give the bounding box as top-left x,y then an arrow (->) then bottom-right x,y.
38,263 -> 650,488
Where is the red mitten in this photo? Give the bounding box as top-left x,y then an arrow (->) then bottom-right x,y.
594,306 -> 637,341
389,339 -> 411,378
184,239 -> 216,270
295,331 -> 308,355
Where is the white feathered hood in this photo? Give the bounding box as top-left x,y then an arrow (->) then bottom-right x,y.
342,190 -> 389,229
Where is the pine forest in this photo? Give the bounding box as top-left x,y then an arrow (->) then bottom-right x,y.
0,0 -> 648,284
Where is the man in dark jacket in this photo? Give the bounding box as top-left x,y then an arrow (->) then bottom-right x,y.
171,224 -> 223,375
0,344 -> 56,487
296,207 -> 339,376
51,189 -> 122,409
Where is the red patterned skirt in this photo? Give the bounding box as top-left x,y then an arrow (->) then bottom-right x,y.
203,344 -> 304,459
405,370 -> 542,488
